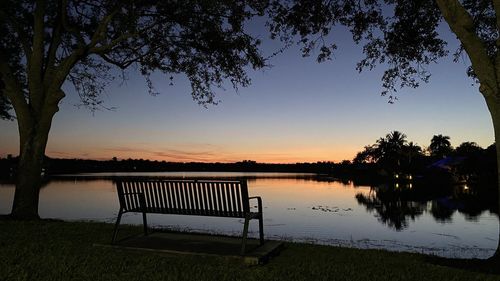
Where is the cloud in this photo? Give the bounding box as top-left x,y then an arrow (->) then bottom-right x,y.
47,142 -> 338,163
103,145 -> 233,162
47,150 -> 90,158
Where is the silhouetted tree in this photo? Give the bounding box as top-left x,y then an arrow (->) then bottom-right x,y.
455,142 -> 483,157
0,1 -> 272,219
402,142 -> 422,164
267,0 -> 500,258
353,144 -> 379,164
429,134 -> 453,159
376,131 -> 407,173
401,142 -> 424,173
354,131 -> 410,173
454,142 -> 490,182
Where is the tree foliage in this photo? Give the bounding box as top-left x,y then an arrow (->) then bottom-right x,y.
267,0 -> 498,101
455,141 -> 483,156
1,1 -> 497,117
0,0 -> 270,120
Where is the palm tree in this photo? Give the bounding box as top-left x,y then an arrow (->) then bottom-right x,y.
385,131 -> 407,149
429,134 -> 453,159
401,142 -> 423,173
376,131 -> 407,172
403,142 -> 422,162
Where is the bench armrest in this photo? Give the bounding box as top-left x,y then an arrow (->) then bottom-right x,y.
248,196 -> 263,214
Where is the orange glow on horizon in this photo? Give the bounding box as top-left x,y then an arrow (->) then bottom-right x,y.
41,146 -> 359,163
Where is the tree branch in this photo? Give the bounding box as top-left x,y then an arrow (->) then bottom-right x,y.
28,0 -> 46,111
88,9 -> 119,50
0,60 -> 30,121
48,48 -> 86,96
47,5 -> 120,106
99,54 -> 133,69
43,2 -> 64,91
61,0 -> 85,47
89,33 -> 136,54
436,0 -> 497,97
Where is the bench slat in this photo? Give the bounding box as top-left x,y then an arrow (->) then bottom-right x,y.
166,182 -> 172,212
188,182 -> 195,215
174,182 -> 181,214
152,181 -> 160,211
192,182 -> 200,215
230,182 -> 237,217
207,182 -> 214,215
183,181 -> 190,215
149,182 -> 156,210
202,182 -> 210,216
226,183 -> 232,216
158,182 -> 164,212
143,181 -> 150,211
126,182 -> 134,210
220,182 -> 227,216
162,182 -> 168,212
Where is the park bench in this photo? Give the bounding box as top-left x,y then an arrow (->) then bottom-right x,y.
112,179 -> 264,255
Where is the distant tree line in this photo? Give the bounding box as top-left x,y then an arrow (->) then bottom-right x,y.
0,157 -> 350,180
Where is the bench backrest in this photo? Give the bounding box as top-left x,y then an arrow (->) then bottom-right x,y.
116,179 -> 250,218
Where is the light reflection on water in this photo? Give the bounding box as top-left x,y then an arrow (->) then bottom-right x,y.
0,172 -> 498,259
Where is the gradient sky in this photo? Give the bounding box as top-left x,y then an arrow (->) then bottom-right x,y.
0,23 -> 494,163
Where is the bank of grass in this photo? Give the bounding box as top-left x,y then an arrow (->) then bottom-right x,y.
0,219 -> 498,281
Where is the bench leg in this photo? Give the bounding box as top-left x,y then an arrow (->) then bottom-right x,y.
112,210 -> 123,244
138,193 -> 148,236
142,211 -> 148,236
258,214 -> 264,245
240,216 -> 250,255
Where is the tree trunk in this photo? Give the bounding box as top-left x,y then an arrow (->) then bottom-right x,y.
494,115 -> 500,259
10,118 -> 51,220
485,97 -> 500,259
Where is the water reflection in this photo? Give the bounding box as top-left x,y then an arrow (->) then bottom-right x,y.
355,187 -> 426,230
0,172 -> 498,258
355,181 -> 498,231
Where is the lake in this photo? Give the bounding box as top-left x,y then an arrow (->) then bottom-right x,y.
1,172 -> 498,258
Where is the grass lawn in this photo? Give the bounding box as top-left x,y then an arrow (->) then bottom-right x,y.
0,219 -> 499,281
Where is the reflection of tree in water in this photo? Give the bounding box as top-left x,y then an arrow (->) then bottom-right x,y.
355,183 -> 497,231
429,200 -> 456,223
355,186 -> 427,231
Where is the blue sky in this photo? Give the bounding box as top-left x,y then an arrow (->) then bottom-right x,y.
0,23 -> 494,163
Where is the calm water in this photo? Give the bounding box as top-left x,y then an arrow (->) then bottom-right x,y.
1,172 -> 498,258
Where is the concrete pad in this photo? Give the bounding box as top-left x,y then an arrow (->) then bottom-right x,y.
95,232 -> 283,265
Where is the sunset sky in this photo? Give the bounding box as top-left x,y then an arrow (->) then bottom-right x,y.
0,24 -> 494,163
